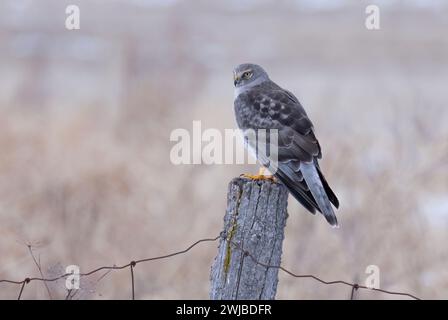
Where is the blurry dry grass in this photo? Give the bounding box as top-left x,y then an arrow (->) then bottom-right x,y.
0,0 -> 448,299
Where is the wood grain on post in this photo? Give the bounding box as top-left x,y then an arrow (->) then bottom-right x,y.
210,177 -> 289,300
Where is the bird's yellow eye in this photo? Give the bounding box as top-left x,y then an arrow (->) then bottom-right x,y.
243,71 -> 253,79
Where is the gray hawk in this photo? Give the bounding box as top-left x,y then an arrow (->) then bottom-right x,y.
233,63 -> 339,227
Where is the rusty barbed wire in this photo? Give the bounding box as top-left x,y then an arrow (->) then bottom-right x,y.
0,235 -> 221,300
227,238 -> 421,300
0,232 -> 420,300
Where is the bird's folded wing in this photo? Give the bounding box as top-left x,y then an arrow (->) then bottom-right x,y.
248,89 -> 338,214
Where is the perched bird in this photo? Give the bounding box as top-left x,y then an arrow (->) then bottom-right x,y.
233,63 -> 340,227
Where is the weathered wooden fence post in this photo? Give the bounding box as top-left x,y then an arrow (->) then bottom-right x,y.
210,177 -> 289,300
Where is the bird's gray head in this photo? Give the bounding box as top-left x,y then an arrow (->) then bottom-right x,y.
233,63 -> 269,89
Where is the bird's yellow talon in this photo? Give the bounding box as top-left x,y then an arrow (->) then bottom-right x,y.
240,168 -> 277,182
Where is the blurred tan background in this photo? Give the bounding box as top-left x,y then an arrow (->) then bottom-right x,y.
1,0 -> 447,299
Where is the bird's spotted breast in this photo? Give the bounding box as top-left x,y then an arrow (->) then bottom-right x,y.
234,89 -> 289,131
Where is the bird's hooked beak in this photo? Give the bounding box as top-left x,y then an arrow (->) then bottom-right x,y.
233,71 -> 240,87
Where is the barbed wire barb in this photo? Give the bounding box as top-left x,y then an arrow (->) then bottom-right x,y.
130,261 -> 136,300
350,284 -> 359,300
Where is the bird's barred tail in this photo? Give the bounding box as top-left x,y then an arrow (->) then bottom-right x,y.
300,162 -> 338,227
